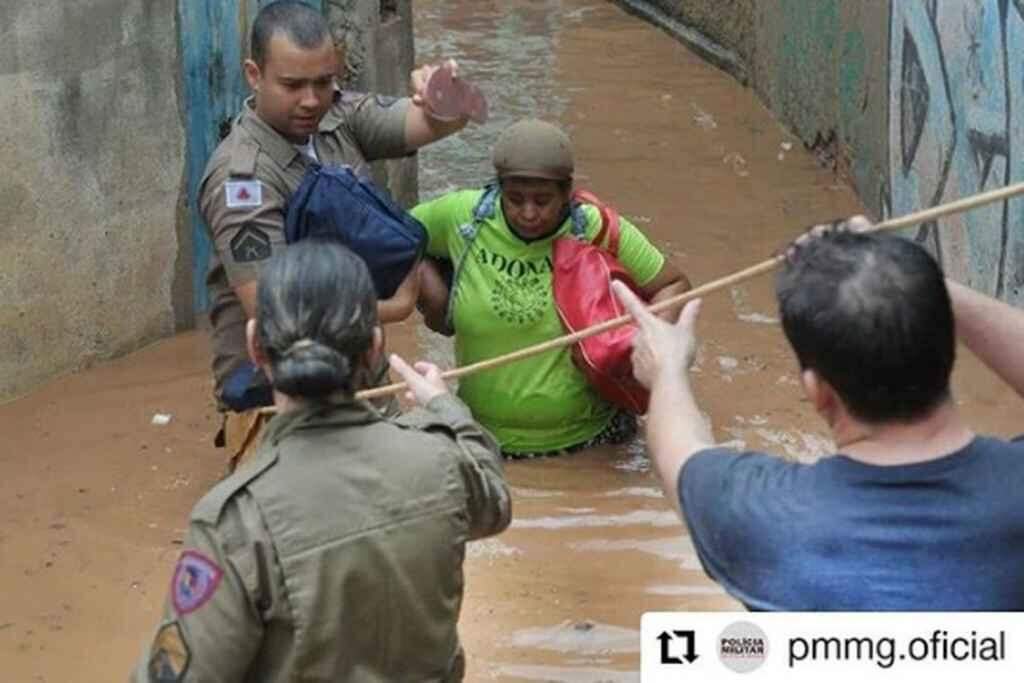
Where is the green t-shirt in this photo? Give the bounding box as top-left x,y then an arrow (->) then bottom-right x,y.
411,189 -> 665,453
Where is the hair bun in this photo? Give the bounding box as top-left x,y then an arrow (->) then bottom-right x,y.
273,339 -> 352,398
256,240 -> 378,400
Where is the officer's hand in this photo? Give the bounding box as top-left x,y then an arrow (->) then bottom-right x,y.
410,59 -> 459,107
389,354 -> 449,405
781,214 -> 873,262
613,281 -> 702,389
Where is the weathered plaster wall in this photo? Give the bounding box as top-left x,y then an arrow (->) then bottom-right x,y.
0,1 -> 185,402
617,0 -> 1023,304
326,0 -> 417,207
750,1 -> 889,220
613,0 -> 754,80
1,0 -> 417,402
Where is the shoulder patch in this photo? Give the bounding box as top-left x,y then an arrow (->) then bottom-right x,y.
172,550 -> 223,616
230,224 -> 272,263
148,621 -> 190,682
228,138 -> 260,177
225,180 -> 262,208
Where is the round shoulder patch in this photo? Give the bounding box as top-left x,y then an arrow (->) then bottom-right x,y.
148,621 -> 190,682
171,550 -> 223,616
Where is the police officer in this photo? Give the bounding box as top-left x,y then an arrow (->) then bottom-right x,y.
133,240 -> 511,682
201,1 -> 473,466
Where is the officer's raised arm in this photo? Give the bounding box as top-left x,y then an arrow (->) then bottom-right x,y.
390,354 -> 512,539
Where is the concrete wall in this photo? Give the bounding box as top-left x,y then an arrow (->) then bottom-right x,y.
0,0 -> 416,402
616,0 -> 1024,305
0,1 -> 185,403
615,0 -> 755,80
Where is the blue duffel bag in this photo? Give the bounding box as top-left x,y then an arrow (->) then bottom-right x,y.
285,163 -> 427,298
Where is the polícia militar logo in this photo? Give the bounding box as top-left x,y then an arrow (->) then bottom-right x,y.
717,621 -> 769,673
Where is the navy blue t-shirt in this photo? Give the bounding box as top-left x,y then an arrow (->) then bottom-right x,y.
679,436 -> 1024,610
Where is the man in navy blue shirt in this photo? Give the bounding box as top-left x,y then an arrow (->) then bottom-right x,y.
613,217 -> 1024,610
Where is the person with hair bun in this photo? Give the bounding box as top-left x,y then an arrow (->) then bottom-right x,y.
134,240 -> 511,682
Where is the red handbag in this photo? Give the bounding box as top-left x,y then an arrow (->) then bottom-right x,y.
552,190 -> 650,414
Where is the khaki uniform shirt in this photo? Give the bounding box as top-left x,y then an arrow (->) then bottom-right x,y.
133,394 -> 511,682
199,93 -> 410,398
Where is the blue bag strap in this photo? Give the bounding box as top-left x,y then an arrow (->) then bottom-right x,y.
444,184 -> 500,331
221,361 -> 274,411
569,199 -> 588,239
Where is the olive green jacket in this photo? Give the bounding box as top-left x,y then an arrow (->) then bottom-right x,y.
133,394 -> 511,682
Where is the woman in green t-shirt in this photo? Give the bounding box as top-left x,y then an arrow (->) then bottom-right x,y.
411,119 -> 691,458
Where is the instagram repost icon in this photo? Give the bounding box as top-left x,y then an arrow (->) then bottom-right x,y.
718,621 -> 769,673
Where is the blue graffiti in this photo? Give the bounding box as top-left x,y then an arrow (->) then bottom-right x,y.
889,0 -> 1024,303
177,0 -> 323,313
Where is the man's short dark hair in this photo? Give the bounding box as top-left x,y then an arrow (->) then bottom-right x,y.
251,1 -> 331,67
776,232 -> 955,423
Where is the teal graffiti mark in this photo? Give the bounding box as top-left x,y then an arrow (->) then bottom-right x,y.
177,0 -> 323,313
839,29 -> 867,128
778,0 -> 840,132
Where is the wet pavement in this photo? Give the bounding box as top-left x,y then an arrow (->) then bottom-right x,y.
2,1 -> 1021,680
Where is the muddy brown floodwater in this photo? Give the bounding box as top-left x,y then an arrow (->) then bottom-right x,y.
2,1 -> 1020,681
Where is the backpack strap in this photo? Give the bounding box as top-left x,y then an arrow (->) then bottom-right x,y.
444,187 -> 621,329
444,184 -> 500,331
571,189 -> 621,256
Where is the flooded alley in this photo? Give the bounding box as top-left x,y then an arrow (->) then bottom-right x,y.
1,1 -> 1021,681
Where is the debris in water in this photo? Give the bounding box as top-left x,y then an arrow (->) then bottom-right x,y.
151,413 -> 172,426
722,152 -> 748,176
717,356 -> 739,371
466,538 -> 522,560
691,102 -> 718,130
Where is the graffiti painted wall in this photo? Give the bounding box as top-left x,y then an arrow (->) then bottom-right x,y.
620,0 -> 1023,305
889,0 -> 1024,303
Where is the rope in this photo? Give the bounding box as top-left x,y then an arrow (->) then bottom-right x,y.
254,180 -> 1024,413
